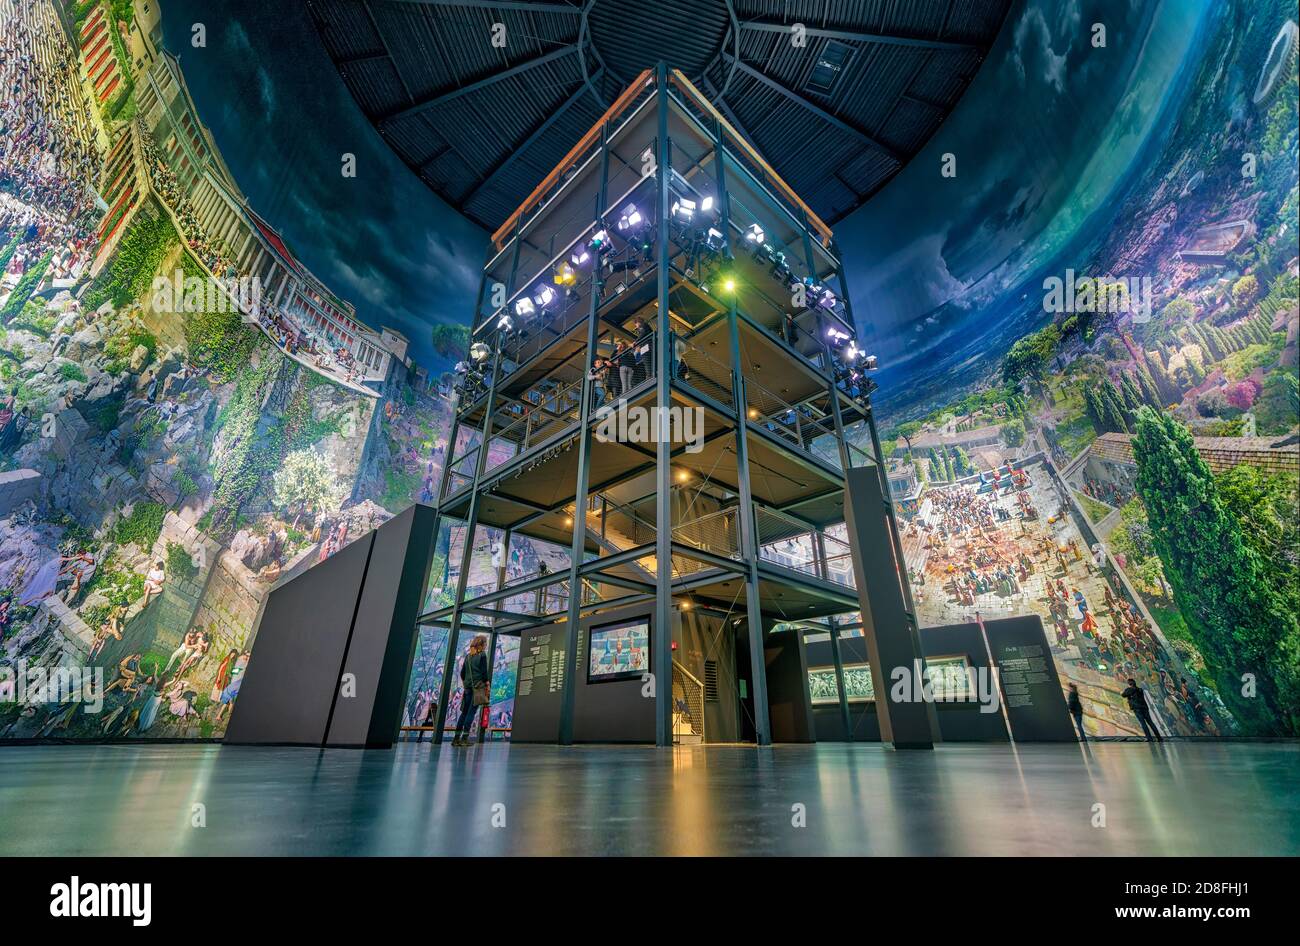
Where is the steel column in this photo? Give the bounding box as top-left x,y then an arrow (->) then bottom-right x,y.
714,116 -> 771,746
431,228 -> 522,744
652,62 -> 674,747
559,123 -> 611,746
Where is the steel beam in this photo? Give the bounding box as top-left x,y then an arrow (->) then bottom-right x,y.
738,18 -> 978,53
652,63 -> 674,747
720,53 -> 901,163
380,45 -> 582,127
461,69 -> 603,210
558,121 -> 610,746
714,115 -> 772,746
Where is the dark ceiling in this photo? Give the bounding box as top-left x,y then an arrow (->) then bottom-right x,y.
308,0 -> 1013,233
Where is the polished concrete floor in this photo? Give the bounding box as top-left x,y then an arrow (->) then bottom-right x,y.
0,741 -> 1296,855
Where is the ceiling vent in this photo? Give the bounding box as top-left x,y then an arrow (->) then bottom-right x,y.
806,41 -> 854,96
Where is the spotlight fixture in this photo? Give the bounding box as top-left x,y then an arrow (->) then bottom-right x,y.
553,262 -> 577,286
704,226 -> 725,251
863,354 -> 879,371
496,313 -> 514,333
533,285 -> 556,308
671,196 -> 696,222
744,223 -> 764,244
769,250 -> 790,280
617,203 -> 643,231
722,276 -> 736,293
699,195 -> 715,213
570,247 -> 590,267
469,341 -> 491,363
826,326 -> 851,345
588,229 -> 610,253
514,297 -> 535,317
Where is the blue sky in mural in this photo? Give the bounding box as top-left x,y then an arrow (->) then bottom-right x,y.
838,0 -> 1215,419
160,0 -> 485,373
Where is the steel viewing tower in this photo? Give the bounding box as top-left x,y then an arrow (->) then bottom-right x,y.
418,66 -> 920,747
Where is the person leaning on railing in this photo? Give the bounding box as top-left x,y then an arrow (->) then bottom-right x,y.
587,356 -> 611,405
628,317 -> 652,387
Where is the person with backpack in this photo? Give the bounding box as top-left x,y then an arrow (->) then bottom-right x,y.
452,636 -> 490,747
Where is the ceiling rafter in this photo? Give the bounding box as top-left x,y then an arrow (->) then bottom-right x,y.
461,67 -> 605,209
379,44 -> 583,126
721,52 -> 903,164
379,0 -> 583,14
737,18 -> 979,53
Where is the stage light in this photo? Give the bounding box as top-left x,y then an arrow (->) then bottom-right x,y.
671,197 -> 696,222
496,313 -> 514,333
863,354 -> 879,371
704,226 -> 725,250
723,276 -> 736,293
570,247 -> 590,267
845,341 -> 860,362
817,287 -> 837,310
617,203 -> 643,231
533,285 -> 556,308
769,250 -> 789,279
554,262 -> 577,286
744,223 -> 764,244
826,326 -> 851,344
699,196 -> 714,213
469,341 -> 491,363
589,230 -> 609,252
514,297 -> 535,317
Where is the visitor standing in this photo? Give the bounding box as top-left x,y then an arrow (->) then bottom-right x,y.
1122,677 -> 1163,742
1067,683 -> 1087,742
452,635 -> 490,747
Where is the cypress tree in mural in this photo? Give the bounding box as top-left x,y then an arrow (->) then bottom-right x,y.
1131,407 -> 1299,736
1102,378 -> 1131,430
1134,365 -> 1163,409
1083,386 -> 1106,433
1121,374 -> 1144,415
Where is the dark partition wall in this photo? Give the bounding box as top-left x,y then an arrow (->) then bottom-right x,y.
843,466 -> 937,748
225,504 -> 437,748
512,603 -> 657,744
765,630 -> 816,743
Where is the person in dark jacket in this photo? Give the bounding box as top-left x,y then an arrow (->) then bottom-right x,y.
1067,682 -> 1087,741
452,635 -> 490,747
1122,677 -> 1163,742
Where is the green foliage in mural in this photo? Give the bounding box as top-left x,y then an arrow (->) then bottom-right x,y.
1132,407 -> 1299,736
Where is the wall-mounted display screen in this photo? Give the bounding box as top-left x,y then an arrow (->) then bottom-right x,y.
587,619 -> 650,683
926,655 -> 975,701
808,663 -> 875,704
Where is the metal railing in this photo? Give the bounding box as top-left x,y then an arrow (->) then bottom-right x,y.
742,375 -> 842,469
673,332 -> 736,407
672,660 -> 706,743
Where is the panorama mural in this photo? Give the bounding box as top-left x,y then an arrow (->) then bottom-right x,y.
849,0 -> 1299,737
2,0 -> 1296,742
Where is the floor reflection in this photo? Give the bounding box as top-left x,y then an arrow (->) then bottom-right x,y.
0,742 -> 1295,855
